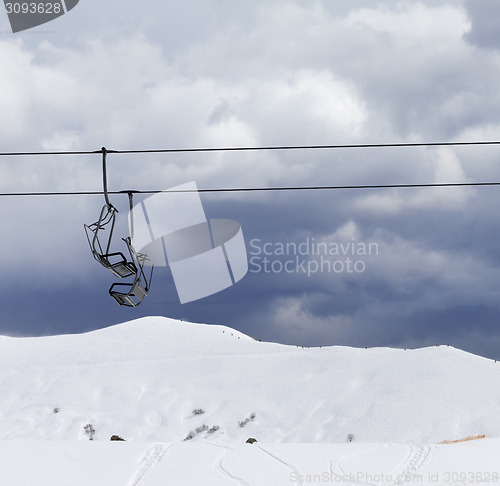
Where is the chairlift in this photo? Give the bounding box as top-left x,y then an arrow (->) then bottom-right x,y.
109,237 -> 153,307
84,203 -> 137,278
84,147 -> 153,306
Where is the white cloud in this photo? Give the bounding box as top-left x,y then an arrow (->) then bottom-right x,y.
345,2 -> 470,51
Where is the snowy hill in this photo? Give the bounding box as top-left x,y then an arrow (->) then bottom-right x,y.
0,316 -> 499,444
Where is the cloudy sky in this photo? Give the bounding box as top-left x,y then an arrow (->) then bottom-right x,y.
1,0 -> 500,359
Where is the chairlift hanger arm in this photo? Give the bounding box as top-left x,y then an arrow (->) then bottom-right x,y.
101,147 -> 111,208
101,147 -> 118,210
127,191 -> 135,240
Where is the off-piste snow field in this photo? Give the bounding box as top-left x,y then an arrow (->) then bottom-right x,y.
0,316 -> 499,485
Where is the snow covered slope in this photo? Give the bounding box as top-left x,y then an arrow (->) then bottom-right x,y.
2,439 -> 500,486
0,316 -> 499,444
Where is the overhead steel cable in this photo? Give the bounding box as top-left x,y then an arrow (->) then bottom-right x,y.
0,141 -> 497,197
0,181 -> 497,197
1,140 -> 500,156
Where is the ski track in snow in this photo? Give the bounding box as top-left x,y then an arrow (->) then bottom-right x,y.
330,443 -> 432,486
329,444 -> 389,486
210,444 -> 250,486
127,443 -> 171,486
256,444 -> 304,485
387,444 -> 432,485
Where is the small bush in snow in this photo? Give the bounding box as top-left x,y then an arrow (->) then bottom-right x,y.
184,431 -> 195,441
185,424 -> 220,440
83,424 -> 96,441
239,413 -> 256,428
192,408 -> 205,416
53,407 -> 60,414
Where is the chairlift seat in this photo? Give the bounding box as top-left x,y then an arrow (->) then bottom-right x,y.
109,280 -> 147,307
97,252 -> 137,278
84,205 -> 138,279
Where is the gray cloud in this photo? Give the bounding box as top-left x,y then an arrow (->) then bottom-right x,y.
464,0 -> 500,49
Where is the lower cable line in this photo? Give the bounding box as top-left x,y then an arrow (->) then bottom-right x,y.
0,181 -> 497,197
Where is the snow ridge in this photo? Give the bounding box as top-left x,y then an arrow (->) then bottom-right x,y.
0,316 -> 499,444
